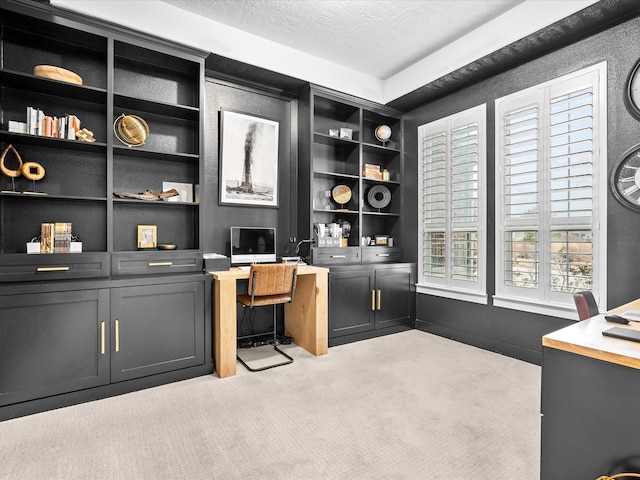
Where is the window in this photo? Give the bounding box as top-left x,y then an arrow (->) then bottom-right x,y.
417,105 -> 487,304
495,63 -> 607,319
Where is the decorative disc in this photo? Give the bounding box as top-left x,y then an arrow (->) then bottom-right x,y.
332,184 -> 352,205
367,184 -> 391,209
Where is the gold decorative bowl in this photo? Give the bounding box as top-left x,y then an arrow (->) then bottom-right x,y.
34,65 -> 82,85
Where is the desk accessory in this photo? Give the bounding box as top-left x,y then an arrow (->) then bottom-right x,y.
602,326 -> 640,343
605,314 -> 629,324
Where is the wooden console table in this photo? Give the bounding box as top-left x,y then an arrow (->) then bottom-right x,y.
541,298 -> 640,479
209,265 -> 329,378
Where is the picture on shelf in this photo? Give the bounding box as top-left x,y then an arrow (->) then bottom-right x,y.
137,224 -> 157,249
162,182 -> 193,202
339,128 -> 353,140
219,109 -> 279,207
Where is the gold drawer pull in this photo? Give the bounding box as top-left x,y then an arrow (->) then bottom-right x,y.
36,266 -> 70,272
371,290 -> 376,311
115,319 -> 120,352
376,253 -> 390,257
330,255 -> 346,259
377,290 -> 382,310
148,261 -> 172,267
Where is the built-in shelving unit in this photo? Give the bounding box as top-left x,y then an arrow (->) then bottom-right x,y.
0,1 -> 204,270
298,85 -> 414,346
298,85 -> 404,261
0,0 -> 211,420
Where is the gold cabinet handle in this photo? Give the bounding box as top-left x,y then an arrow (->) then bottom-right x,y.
115,319 -> 120,352
100,321 -> 106,355
148,262 -> 172,267
377,290 -> 381,310
36,266 -> 70,272
371,290 -> 376,311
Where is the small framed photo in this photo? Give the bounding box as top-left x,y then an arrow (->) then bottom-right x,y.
329,128 -> 339,137
340,128 -> 353,140
162,181 -> 193,202
375,235 -> 389,246
137,225 -> 157,249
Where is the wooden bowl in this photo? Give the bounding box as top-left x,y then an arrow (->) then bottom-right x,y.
34,65 -> 83,85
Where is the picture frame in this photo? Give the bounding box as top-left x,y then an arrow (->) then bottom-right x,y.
219,109 -> 279,207
162,181 -> 193,203
375,235 -> 389,246
137,224 -> 157,249
340,128 -> 353,140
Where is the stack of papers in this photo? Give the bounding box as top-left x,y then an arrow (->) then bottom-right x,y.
619,310 -> 640,322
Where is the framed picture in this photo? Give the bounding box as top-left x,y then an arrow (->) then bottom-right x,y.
219,109 -> 279,207
162,181 -> 193,203
137,224 -> 157,249
340,128 -> 353,140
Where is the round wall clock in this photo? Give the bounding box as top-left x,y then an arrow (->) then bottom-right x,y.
625,58 -> 640,120
610,143 -> 640,211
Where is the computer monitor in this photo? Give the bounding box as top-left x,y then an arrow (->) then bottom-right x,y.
230,226 -> 277,265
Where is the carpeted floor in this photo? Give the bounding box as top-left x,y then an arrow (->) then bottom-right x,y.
0,330 -> 541,480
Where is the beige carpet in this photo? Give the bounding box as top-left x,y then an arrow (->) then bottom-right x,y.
0,330 -> 540,480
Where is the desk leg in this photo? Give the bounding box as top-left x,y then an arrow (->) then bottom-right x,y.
285,270 -> 328,356
214,277 -> 237,378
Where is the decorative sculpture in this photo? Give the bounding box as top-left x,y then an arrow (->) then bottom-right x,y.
375,125 -> 392,146
0,144 -> 45,193
113,114 -> 149,147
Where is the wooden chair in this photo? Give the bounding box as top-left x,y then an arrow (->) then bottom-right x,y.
236,263 -> 297,371
573,291 -> 599,320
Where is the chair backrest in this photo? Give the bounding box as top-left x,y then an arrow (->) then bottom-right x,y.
573,291 -> 599,320
248,263 -> 297,301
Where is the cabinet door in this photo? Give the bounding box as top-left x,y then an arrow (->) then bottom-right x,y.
328,269 -> 375,338
110,281 -> 205,382
0,289 -> 110,406
375,266 -> 414,329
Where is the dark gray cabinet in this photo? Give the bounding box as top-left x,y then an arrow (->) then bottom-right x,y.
0,288 -> 110,407
0,274 -> 211,419
110,281 -> 205,382
374,265 -> 414,329
328,263 -> 415,344
329,267 -> 375,337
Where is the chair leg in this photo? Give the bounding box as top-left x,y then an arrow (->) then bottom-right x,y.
236,305 -> 293,372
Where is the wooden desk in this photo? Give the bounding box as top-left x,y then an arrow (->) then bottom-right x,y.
541,298 -> 640,479
209,265 -> 329,378
542,298 -> 640,369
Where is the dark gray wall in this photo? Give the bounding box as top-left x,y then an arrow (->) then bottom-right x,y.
202,78 -> 297,257
403,15 -> 640,364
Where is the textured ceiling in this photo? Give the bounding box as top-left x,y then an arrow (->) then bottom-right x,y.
160,0 -> 522,80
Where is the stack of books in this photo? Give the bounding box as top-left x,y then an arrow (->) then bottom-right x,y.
40,222 -> 72,254
22,107 -> 81,139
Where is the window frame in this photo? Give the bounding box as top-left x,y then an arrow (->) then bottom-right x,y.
494,62 -> 607,319
417,104 -> 487,304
